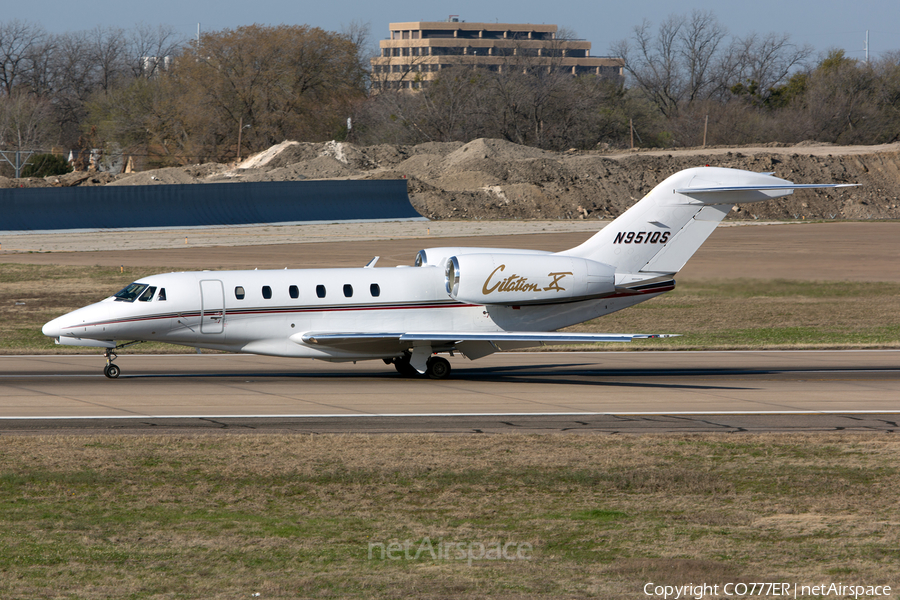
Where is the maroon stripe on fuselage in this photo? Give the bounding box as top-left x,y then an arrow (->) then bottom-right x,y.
61,301 -> 476,331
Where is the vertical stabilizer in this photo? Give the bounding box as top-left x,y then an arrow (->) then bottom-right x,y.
559,167 -> 854,277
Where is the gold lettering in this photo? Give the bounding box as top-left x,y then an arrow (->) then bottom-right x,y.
543,272 -> 572,292
482,265 -> 506,294
483,265 -> 567,295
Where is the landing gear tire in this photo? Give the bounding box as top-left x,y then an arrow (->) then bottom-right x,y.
393,354 -> 418,377
426,356 -> 451,380
104,363 -> 121,379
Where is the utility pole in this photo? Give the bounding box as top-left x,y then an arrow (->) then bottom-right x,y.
0,149 -> 35,178
0,131 -> 36,178
236,117 -> 250,162
865,30 -> 869,64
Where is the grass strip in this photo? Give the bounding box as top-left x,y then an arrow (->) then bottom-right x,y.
0,434 -> 896,598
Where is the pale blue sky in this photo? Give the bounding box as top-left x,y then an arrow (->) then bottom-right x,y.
8,0 -> 898,62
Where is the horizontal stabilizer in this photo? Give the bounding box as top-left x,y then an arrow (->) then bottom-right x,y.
674,183 -> 858,194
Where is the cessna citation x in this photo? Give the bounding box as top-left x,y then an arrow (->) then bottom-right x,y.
42,167 -> 853,379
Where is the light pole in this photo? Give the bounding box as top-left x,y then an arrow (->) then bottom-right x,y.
236,117 -> 251,162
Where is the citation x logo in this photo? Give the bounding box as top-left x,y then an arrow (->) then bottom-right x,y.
482,265 -> 573,294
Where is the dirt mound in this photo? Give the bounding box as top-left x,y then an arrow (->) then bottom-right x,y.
20,138 -> 900,221
110,167 -> 200,186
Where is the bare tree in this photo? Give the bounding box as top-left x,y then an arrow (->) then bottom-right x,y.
0,91 -> 54,150
724,32 -> 813,102
125,24 -> 184,78
0,20 -> 47,95
611,15 -> 687,118
86,26 -> 129,92
679,10 -> 728,103
417,66 -> 488,141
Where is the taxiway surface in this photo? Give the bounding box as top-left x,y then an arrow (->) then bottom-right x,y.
1,351 -> 897,434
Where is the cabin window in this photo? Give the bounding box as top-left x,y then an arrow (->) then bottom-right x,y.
370,283 -> 380,297
158,288 -> 166,301
343,284 -> 353,298
235,286 -> 245,300
262,286 -> 272,299
114,282 -> 148,302
289,285 -> 299,299
316,285 -> 326,298
138,286 -> 157,302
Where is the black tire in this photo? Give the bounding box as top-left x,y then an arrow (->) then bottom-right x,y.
426,356 -> 451,380
393,355 -> 418,377
104,364 -> 121,379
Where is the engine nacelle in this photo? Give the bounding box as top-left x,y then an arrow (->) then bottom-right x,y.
415,247 -> 551,267
445,253 -> 616,305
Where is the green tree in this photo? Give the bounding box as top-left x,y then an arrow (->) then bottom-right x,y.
21,152 -> 71,176
172,24 -> 368,162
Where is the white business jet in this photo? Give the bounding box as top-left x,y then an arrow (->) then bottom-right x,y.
42,167 -> 853,379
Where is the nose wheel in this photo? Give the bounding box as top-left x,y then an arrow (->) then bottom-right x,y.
104,348 -> 121,379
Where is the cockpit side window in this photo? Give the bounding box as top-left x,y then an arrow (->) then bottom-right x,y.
138,286 -> 157,302
158,288 -> 167,301
114,283 -> 148,302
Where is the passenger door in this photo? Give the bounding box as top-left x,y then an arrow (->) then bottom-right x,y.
199,279 -> 225,334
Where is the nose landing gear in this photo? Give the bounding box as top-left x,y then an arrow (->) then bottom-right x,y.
104,349 -> 121,379
101,341 -> 144,379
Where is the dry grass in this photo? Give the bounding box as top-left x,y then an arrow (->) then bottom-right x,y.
0,433 -> 897,598
569,279 -> 900,350
0,264 -> 184,353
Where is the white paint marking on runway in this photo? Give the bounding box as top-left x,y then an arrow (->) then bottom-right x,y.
1,410 -> 898,420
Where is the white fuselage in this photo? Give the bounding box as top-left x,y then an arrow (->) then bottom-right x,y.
43,265 -> 659,361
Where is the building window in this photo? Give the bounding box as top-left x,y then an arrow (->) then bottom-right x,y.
235,286 -> 245,300
316,285 -> 326,298
343,284 -> 353,298
289,285 -> 299,299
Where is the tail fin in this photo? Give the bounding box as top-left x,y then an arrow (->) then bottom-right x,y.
560,167 -> 855,278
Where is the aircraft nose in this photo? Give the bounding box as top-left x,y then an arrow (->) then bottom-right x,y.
42,316 -> 63,338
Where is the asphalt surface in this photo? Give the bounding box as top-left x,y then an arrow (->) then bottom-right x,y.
1,351 -> 897,435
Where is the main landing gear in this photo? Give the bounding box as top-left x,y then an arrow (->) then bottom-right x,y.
389,353 -> 452,380
102,341 -> 144,379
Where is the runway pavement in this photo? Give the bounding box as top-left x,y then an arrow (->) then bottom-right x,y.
1,351 -> 897,434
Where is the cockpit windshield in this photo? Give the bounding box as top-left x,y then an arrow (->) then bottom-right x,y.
114,282 -> 148,302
